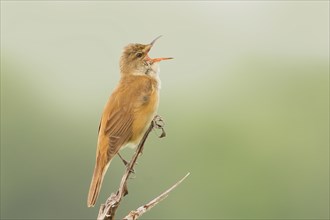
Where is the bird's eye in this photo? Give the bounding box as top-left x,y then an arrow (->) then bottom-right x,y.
136,52 -> 143,58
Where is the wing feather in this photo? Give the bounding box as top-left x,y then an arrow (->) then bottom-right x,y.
104,103 -> 134,157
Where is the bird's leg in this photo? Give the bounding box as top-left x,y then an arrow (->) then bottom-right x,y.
117,153 -> 128,166
117,153 -> 135,174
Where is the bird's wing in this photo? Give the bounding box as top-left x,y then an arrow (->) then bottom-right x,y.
104,102 -> 134,156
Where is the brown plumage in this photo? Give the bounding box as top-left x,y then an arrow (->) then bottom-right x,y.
87,37 -> 172,207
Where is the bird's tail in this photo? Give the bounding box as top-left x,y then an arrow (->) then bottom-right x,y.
87,159 -> 110,207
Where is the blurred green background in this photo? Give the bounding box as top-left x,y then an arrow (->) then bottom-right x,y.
1,1 -> 329,219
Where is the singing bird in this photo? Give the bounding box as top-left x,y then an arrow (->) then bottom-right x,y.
87,36 -> 172,207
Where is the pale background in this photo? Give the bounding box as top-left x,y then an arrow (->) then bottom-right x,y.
1,1 -> 329,219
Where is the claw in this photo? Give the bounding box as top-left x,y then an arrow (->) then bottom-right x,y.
152,115 -> 166,138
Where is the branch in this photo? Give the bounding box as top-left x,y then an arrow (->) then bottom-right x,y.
97,115 -> 166,220
123,172 -> 190,220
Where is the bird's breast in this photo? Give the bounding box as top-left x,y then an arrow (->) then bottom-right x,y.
130,81 -> 159,144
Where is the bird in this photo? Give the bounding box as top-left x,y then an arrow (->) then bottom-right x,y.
87,36 -> 172,207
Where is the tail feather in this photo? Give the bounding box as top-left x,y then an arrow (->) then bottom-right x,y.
87,161 -> 110,207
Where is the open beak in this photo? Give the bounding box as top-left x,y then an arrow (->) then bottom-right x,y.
145,35 -> 173,63
145,56 -> 173,63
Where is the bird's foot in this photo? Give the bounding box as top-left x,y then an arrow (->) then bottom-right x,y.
128,166 -> 135,175
152,115 -> 166,138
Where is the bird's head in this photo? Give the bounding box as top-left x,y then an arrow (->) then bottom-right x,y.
119,36 -> 172,77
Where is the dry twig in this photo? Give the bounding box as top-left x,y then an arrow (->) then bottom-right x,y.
123,172 -> 190,220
